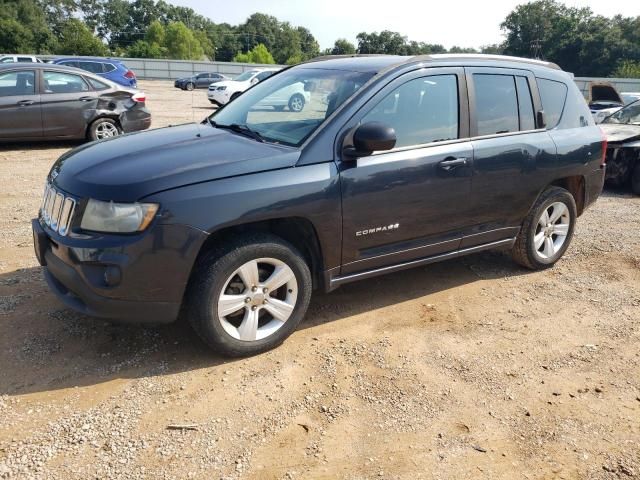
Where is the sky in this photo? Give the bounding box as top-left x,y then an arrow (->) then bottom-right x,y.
170,0 -> 639,50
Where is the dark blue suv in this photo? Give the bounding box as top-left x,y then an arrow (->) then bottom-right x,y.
33,54 -> 605,356
53,57 -> 137,88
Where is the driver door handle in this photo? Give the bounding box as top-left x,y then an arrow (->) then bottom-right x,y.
17,99 -> 34,106
438,157 -> 468,171
79,96 -> 94,102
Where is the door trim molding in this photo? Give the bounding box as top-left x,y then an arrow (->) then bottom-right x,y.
326,237 -> 516,291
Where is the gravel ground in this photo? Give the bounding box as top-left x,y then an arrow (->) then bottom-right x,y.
0,80 -> 639,479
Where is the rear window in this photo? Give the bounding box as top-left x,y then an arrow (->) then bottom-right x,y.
473,74 -> 519,136
537,78 -> 567,129
87,77 -> 110,90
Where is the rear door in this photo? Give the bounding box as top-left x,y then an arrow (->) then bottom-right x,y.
0,69 -> 42,139
41,70 -> 97,138
463,67 -> 556,247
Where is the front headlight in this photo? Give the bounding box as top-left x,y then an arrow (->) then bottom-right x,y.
217,86 -> 227,91
80,199 -> 159,233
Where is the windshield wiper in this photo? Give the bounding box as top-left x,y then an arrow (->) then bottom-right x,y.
210,121 -> 265,143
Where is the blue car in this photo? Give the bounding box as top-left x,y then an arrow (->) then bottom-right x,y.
52,57 -> 137,88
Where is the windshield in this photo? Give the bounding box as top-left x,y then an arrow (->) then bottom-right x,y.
234,70 -> 258,82
209,67 -> 373,146
603,100 -> 640,125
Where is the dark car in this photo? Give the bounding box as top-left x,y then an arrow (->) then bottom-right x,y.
174,72 -> 229,90
53,57 -> 137,88
600,99 -> 640,194
33,54 -> 605,356
0,64 -> 150,142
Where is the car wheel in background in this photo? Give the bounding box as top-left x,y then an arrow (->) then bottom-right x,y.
186,234 -> 312,357
185,82 -> 195,91
288,94 -> 305,112
88,118 -> 120,141
632,163 -> 640,195
512,186 -> 577,270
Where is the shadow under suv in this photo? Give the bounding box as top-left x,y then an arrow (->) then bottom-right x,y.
33,54 -> 606,356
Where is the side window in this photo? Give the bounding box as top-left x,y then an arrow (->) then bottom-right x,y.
197,73 -> 207,79
87,77 -> 110,90
256,71 -> 273,82
515,76 -> 536,131
60,61 -> 79,69
43,71 -> 89,94
362,74 -> 459,148
537,78 -> 568,129
473,74 -> 519,136
0,58 -> 14,63
102,63 -> 116,73
17,57 -> 33,63
0,71 -> 36,96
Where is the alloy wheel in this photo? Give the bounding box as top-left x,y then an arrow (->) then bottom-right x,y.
217,258 -> 298,342
533,201 -> 570,260
95,122 -> 119,139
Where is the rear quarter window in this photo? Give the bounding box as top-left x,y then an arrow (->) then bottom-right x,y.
536,78 -> 567,129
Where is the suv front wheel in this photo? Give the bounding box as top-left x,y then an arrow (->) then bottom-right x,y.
512,186 -> 577,270
186,235 -> 312,356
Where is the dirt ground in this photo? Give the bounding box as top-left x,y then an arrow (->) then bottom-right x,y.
0,81 -> 639,480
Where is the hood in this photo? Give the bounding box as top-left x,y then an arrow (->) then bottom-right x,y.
214,79 -> 249,89
176,76 -> 194,82
50,123 -> 299,202
587,82 -> 623,106
599,123 -> 640,144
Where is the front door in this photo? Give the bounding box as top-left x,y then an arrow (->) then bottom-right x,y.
41,70 -> 97,138
339,68 -> 474,275
0,69 -> 42,139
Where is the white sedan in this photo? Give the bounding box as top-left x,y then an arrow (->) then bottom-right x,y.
208,68 -> 279,107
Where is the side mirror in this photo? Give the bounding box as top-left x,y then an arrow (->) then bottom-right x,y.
250,77 -> 259,85
343,122 -> 397,158
536,110 -> 546,129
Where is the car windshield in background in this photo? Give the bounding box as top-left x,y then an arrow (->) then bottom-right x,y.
209,68 -> 373,146
234,70 -> 258,82
602,100 -> 640,125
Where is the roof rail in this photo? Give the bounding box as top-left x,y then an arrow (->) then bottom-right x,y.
409,53 -> 561,70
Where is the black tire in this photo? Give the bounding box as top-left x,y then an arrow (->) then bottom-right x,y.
230,92 -> 241,102
185,82 -> 195,91
88,117 -> 120,141
288,93 -> 305,112
511,186 -> 577,270
186,234 -> 312,357
631,162 -> 640,195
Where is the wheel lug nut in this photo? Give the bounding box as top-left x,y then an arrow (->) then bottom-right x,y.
244,297 -> 251,303
251,286 -> 257,292
263,287 -> 268,293
263,300 -> 267,304
251,306 -> 257,311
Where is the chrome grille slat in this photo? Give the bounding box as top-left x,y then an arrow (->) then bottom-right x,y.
40,183 -> 75,236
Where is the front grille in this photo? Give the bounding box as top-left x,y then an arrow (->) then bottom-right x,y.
40,183 -> 76,236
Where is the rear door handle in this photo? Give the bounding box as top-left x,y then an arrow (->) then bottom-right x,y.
438,157 -> 468,171
17,100 -> 34,106
79,96 -> 94,102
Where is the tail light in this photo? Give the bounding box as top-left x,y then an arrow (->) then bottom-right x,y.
124,70 -> 136,79
131,92 -> 146,103
599,127 -> 608,166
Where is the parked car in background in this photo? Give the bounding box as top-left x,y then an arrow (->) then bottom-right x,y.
207,68 -> 279,106
174,72 -> 229,90
585,81 -> 625,123
254,81 -> 311,112
621,92 -> 640,105
0,64 -> 150,142
52,57 -> 137,88
34,54 -> 605,356
600,99 -> 640,194
0,55 -> 44,63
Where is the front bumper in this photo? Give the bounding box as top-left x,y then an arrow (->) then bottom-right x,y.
208,91 -> 229,105
33,218 -> 207,324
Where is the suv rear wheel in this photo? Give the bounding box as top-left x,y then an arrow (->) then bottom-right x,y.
186,235 -> 312,356
512,186 -> 577,270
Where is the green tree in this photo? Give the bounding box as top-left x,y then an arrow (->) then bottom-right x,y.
330,38 -> 356,55
146,19 -> 165,44
0,0 -> 57,53
56,17 -> 108,55
614,60 -> 640,78
164,21 -> 203,59
233,43 -> 275,64
356,30 -> 406,54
